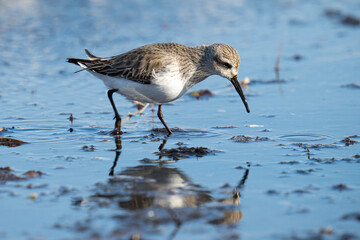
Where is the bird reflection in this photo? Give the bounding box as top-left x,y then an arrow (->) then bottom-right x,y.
117,165 -> 213,209
98,134 -> 249,239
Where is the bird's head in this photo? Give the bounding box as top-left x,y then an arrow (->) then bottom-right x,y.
206,43 -> 250,113
211,43 -> 240,80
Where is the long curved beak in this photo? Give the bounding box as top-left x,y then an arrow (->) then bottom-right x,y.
231,76 -> 250,113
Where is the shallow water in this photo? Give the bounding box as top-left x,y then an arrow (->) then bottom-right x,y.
1,0 -> 360,239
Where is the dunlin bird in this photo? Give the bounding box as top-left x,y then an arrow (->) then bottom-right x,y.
67,43 -> 250,135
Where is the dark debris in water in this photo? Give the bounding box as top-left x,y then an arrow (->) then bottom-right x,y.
309,144 -> 338,149
291,185 -> 319,195
266,190 -> 281,195
293,135 -> 358,150
309,156 -> 360,164
292,189 -> 312,195
294,142 -> 339,149
280,231 -> 357,240
291,136 -> 360,164
155,145 -> 217,160
0,137 -> 28,147
188,89 -> 213,99
212,126 -> 236,129
136,133 -> 163,143
230,135 -> 270,143
138,157 -> 173,164
81,145 -> 96,152
267,185 -> 319,196
295,169 -> 315,175
341,83 -> 360,89
24,170 -> 44,178
235,166 -> 246,170
0,167 -> 25,181
341,137 -> 357,146
325,9 -> 360,26
342,16 -> 360,26
151,127 -> 183,135
279,161 -> 300,165
332,184 -> 350,191
325,9 -> 343,18
231,135 -> 251,142
0,167 -> 44,182
248,79 -> 288,85
342,212 -> 360,222
309,157 -> 336,164
293,54 -> 304,61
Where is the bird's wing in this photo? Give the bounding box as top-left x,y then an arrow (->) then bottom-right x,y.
75,47 -> 171,84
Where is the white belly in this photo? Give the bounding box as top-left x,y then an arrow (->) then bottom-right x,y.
90,71 -> 188,104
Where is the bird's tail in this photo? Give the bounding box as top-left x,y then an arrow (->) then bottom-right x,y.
67,49 -> 101,73
84,49 -> 100,60
67,57 -> 91,66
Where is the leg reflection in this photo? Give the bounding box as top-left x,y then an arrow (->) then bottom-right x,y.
167,208 -> 182,240
109,134 -> 122,176
158,138 -> 168,161
237,168 -> 250,190
109,136 -> 168,175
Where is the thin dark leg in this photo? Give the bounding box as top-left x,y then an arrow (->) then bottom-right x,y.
157,104 -> 172,135
107,89 -> 122,134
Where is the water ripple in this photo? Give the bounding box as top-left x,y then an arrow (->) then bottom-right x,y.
279,134 -> 329,142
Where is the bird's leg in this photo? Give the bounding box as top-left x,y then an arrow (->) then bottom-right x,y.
125,102 -> 149,120
107,89 -> 122,135
138,103 -> 150,115
157,104 -> 172,135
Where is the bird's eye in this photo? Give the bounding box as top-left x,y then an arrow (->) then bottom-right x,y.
214,56 -> 232,69
224,62 -> 232,69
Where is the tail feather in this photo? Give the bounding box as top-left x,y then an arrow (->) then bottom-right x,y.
67,57 -> 92,66
84,49 -> 100,60
67,49 -> 102,73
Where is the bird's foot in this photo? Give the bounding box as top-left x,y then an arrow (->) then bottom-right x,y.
111,117 -> 123,135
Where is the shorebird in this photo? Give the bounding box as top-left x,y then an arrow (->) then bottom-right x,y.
67,43 -> 250,135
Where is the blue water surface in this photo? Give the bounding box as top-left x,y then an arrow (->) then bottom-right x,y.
1,0 -> 360,239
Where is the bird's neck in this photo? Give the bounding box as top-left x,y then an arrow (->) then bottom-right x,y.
185,45 -> 214,88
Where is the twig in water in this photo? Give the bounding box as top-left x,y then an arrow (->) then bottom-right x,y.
306,147 -> 311,159
275,41 -> 283,80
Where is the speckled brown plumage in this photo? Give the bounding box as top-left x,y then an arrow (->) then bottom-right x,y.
67,43 -> 248,135
67,43 -> 239,86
